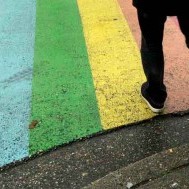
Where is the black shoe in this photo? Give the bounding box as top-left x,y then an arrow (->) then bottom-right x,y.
141,82 -> 167,113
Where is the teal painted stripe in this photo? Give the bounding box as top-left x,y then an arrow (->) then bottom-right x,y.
30,0 -> 102,154
0,1 -> 36,166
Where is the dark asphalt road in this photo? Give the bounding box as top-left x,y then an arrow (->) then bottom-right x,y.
1,113 -> 189,189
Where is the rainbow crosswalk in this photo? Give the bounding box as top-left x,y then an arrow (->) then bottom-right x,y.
0,0 -> 189,168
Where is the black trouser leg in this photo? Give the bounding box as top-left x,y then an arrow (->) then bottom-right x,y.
137,10 -> 167,94
177,14 -> 189,48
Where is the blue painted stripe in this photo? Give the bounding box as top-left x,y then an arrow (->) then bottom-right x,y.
0,0 -> 36,167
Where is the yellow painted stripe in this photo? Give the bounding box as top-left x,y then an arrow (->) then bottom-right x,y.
77,0 -> 154,129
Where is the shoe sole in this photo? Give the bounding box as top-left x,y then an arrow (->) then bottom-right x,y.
141,93 -> 165,114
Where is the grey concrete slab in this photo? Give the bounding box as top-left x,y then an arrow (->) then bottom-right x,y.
138,165 -> 189,189
84,143 -> 189,189
1,113 -> 189,189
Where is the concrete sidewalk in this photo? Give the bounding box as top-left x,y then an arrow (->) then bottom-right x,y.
84,143 -> 189,189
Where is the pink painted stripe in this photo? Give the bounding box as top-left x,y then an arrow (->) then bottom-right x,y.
170,16 -> 179,26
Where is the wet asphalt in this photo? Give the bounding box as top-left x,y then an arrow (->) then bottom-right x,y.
1,112 -> 189,189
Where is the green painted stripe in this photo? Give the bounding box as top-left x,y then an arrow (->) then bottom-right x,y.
30,0 -> 102,155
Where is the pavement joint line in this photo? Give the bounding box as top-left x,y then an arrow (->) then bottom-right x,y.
83,143 -> 189,189
1,110 -> 189,173
132,162 -> 189,189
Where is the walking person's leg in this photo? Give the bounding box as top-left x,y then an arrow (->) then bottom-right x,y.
177,14 -> 189,48
137,10 -> 167,113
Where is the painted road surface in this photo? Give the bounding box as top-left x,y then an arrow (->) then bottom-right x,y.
0,0 -> 36,167
0,0 -> 189,168
30,0 -> 102,155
